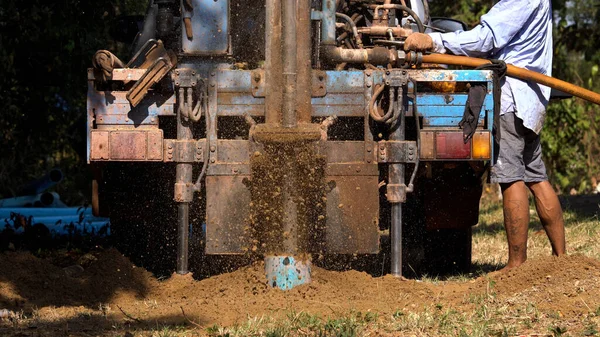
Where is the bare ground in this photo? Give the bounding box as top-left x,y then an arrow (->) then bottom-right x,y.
1,193 -> 599,336
1,248 -> 600,336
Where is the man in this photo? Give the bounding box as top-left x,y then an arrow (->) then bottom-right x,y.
404,0 -> 566,270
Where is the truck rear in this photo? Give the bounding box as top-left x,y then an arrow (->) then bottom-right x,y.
88,0 -> 495,284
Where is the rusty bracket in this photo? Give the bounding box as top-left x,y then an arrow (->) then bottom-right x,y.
312,70 -> 327,97
174,182 -> 195,203
386,183 -> 407,203
384,69 -> 409,87
164,139 -> 205,163
126,40 -> 177,107
251,70 -> 265,97
172,68 -> 200,88
377,140 -> 417,164
251,69 -> 327,98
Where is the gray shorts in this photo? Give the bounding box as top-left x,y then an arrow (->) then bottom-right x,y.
490,112 -> 548,184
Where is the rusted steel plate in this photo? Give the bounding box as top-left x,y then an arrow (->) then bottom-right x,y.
248,69 -> 328,98
326,141 -> 365,163
147,131 -> 163,161
109,131 -> 147,160
205,175 -> 251,254
326,163 -> 379,176
324,176 -> 380,254
217,140 -> 249,163
163,139 -> 205,162
420,131 -> 435,159
90,130 -> 163,161
90,131 -> 110,160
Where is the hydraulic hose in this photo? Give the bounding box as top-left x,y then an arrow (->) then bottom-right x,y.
419,53 -> 600,105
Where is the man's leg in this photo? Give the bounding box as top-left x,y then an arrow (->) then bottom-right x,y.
527,181 -> 566,256
500,181 -> 530,269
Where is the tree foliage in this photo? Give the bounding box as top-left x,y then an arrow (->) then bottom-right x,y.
0,0 -> 598,200
0,0 -> 145,200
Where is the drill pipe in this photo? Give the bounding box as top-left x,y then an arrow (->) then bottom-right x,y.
419,54 -> 600,105
282,0 -> 298,128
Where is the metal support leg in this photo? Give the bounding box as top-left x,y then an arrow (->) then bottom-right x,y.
176,106 -> 194,275
390,203 -> 403,277
177,203 -> 190,274
388,87 -> 407,278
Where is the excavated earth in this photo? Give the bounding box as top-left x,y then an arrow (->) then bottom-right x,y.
1,248 -> 600,336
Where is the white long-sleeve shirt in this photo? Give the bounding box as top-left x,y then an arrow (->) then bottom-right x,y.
429,0 -> 553,134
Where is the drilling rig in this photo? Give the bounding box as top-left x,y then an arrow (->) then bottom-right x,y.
89,0 -> 494,289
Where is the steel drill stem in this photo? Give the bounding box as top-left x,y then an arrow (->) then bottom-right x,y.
265,0 -> 283,124
176,101 -> 193,275
282,0 -> 298,128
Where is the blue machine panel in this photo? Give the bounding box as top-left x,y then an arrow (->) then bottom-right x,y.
182,0 -> 229,55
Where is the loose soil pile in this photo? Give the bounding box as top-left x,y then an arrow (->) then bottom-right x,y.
1,249 -> 599,336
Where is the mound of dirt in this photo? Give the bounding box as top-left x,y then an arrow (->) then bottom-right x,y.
1,249 -> 599,329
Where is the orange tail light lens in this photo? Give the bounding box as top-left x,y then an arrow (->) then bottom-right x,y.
472,131 -> 491,159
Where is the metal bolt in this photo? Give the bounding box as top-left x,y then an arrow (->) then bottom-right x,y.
233,168 -> 238,173
192,82 -> 197,86
356,167 -> 361,173
192,71 -> 196,76
367,148 -> 372,153
175,70 -> 179,75
175,81 -> 180,86
367,159 -> 372,163
386,71 -> 391,75
366,83 -> 372,88
211,72 -> 216,76
210,158 -> 216,163
210,146 -> 216,152
211,83 -> 215,87
366,72 -> 371,77
168,144 -> 173,149
254,74 -> 261,82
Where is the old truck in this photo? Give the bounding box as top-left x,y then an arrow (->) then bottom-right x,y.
88,0 -> 495,287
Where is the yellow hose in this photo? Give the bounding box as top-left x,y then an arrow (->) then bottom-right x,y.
419,53 -> 600,105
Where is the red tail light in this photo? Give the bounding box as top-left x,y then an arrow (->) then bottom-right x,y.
436,132 -> 471,159
420,130 -> 491,160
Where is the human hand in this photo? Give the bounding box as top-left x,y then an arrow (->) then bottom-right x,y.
403,33 -> 434,52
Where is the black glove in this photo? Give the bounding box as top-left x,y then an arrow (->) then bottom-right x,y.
459,84 -> 486,143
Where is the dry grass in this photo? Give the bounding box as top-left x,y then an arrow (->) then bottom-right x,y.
474,192 -> 600,269
2,189 -> 598,337
196,190 -> 600,337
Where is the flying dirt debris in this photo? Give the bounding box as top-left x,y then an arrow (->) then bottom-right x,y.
85,0 -> 600,291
